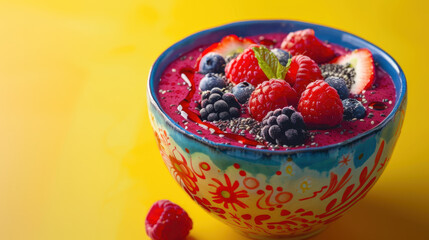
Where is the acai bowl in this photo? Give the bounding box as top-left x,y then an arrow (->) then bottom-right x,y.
147,20 -> 406,239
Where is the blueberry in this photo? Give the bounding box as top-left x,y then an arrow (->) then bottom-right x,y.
199,73 -> 226,91
199,53 -> 226,74
342,98 -> 366,120
271,48 -> 291,66
325,76 -> 350,100
231,82 -> 255,104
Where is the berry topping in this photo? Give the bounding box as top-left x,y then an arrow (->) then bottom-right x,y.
225,45 -> 269,86
298,80 -> 344,128
325,76 -> 350,100
261,107 -> 307,146
249,79 -> 298,121
200,88 -> 241,121
271,48 -> 291,66
199,73 -> 227,91
145,200 -> 193,240
198,53 -> 226,74
196,35 -> 254,70
231,81 -> 255,104
342,98 -> 366,120
280,29 -> 335,64
320,63 -> 356,89
330,48 -> 375,94
285,55 -> 323,96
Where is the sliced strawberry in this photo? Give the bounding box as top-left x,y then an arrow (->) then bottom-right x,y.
331,48 -> 375,94
195,35 -> 255,70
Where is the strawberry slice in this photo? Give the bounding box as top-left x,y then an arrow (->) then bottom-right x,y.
331,48 -> 375,94
195,35 -> 255,70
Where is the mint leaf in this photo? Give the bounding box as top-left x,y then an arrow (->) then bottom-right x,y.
279,57 -> 292,79
252,46 -> 290,80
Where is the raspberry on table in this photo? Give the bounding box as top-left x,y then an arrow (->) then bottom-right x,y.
280,28 -> 335,64
199,88 -> 241,121
285,55 -> 323,96
298,80 -> 344,128
248,79 -> 298,121
145,200 -> 193,240
261,107 -> 307,146
225,45 -> 269,86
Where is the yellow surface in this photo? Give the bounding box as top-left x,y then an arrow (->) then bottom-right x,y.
0,0 -> 428,239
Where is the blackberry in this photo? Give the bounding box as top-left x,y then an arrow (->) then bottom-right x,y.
199,88 -> 241,122
261,107 -> 307,146
320,63 -> 356,89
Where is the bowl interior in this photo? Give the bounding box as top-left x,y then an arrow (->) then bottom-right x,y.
148,20 -> 406,154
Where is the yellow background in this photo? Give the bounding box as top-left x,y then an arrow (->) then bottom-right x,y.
0,0 -> 428,239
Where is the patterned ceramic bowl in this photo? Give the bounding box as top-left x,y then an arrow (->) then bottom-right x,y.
147,20 -> 406,240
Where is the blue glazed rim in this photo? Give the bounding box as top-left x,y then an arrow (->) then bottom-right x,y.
148,20 -> 406,155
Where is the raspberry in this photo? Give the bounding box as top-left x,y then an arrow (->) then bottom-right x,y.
199,88 -> 241,121
225,45 -> 268,86
145,200 -> 193,240
298,80 -> 344,128
249,79 -> 298,121
261,107 -> 307,146
285,55 -> 323,96
280,29 -> 335,64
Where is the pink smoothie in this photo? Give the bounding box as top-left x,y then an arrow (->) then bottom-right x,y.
156,33 -> 396,150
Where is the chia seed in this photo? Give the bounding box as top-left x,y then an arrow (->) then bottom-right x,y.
320,64 -> 356,89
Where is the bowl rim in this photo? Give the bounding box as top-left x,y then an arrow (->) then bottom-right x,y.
147,20 -> 407,155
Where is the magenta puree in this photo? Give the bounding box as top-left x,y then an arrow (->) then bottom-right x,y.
156,33 -> 396,150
